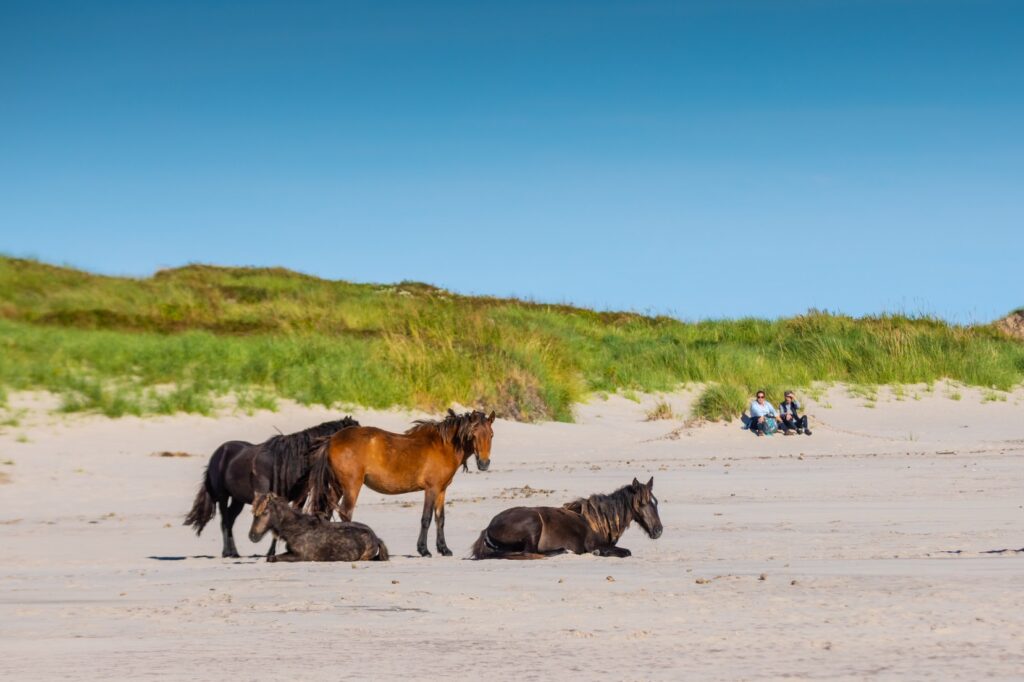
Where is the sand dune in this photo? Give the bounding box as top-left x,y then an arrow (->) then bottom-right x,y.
1,384 -> 1022,680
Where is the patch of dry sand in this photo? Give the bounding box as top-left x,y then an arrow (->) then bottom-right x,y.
0,384 -> 1022,680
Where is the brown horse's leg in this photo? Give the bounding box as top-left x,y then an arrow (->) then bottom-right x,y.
593,545 -> 632,558
433,489 -> 452,556
337,472 -> 363,522
417,489 -> 438,557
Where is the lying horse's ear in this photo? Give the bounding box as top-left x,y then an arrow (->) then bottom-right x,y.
448,408 -> 457,418
632,477 -> 641,488
487,410 -> 496,423
647,476 -> 654,490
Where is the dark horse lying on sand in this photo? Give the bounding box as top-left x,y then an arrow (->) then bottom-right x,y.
184,417 -> 359,558
248,493 -> 388,562
306,409 -> 495,557
470,477 -> 662,559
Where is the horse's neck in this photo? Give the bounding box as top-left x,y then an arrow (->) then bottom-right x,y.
417,430 -> 465,470
607,493 -> 635,544
272,504 -> 313,539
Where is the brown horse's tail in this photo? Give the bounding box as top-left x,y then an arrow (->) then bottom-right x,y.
303,437 -> 341,517
183,470 -> 216,536
373,538 -> 390,561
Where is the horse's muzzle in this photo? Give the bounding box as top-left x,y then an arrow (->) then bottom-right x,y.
475,455 -> 490,471
650,526 -> 663,539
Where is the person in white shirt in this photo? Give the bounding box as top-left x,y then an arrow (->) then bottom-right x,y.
748,390 -> 777,437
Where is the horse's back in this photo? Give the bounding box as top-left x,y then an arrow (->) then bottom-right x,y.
487,506 -> 590,554
208,440 -> 256,502
328,425 -> 439,492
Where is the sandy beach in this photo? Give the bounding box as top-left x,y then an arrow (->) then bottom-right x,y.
1,385 -> 1022,680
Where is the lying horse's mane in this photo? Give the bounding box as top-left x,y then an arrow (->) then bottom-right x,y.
563,485 -> 636,545
263,417 -> 359,498
406,409 -> 486,453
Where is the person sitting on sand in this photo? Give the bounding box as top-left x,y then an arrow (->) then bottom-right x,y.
779,391 -> 812,436
748,390 -> 778,437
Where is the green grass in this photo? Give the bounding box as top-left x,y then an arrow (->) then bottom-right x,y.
1,255 -> 1023,421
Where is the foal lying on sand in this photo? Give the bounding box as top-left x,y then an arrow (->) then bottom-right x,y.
470,477 -> 662,559
248,493 -> 389,562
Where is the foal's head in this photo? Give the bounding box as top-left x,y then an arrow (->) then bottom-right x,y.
248,492 -> 280,543
629,477 -> 663,539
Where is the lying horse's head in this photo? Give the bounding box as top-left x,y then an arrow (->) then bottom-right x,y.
249,492 -> 282,543
629,477 -> 663,539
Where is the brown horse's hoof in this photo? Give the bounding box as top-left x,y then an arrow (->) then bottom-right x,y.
266,555 -> 278,563
417,548 -> 432,557
438,547 -> 453,557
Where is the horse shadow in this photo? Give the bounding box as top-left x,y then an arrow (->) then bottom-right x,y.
147,554 -> 261,562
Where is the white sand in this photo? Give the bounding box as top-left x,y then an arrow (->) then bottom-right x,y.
1,384 -> 1022,680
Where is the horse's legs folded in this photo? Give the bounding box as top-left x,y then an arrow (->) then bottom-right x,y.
593,545 -> 632,558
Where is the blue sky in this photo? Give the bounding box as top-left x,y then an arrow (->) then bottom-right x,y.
1,0 -> 1021,322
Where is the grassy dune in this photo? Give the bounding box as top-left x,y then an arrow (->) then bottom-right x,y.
1,256 -> 1021,421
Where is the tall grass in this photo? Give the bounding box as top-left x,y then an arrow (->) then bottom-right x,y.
1,256 -> 1022,421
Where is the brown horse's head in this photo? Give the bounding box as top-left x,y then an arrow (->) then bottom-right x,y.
469,410 -> 496,471
630,477 -> 663,539
249,492 -> 277,543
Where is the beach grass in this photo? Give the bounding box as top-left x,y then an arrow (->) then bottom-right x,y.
1,255 -> 1022,421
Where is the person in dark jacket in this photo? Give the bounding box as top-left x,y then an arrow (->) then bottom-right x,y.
779,391 -> 812,436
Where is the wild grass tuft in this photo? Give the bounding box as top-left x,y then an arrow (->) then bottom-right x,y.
693,383 -> 748,422
645,400 -> 675,421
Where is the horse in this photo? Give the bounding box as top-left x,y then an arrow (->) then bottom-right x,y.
305,409 -> 495,557
248,493 -> 389,562
470,477 -> 662,559
183,416 -> 359,558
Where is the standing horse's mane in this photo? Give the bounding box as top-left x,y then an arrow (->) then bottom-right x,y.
406,409 -> 487,452
562,484 -> 637,545
262,417 -> 359,498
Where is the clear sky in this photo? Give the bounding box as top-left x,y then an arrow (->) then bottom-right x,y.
1,1 -> 1021,322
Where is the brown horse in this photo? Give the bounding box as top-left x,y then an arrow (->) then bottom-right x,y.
470,478 -> 662,559
306,409 -> 495,557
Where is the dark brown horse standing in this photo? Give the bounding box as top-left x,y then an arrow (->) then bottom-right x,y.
470,478 -> 662,559
184,417 -> 359,557
306,409 -> 495,557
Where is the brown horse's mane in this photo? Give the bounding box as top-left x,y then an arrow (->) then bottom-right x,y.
406,409 -> 487,454
563,485 -> 636,545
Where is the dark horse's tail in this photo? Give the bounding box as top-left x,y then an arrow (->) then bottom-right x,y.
469,530 -> 550,560
304,436 -> 342,518
374,538 -> 390,561
183,468 -> 216,536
